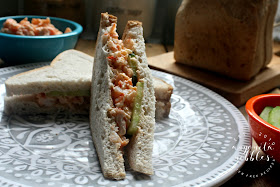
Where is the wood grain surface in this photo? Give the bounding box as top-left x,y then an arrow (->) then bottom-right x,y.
148,51 -> 280,107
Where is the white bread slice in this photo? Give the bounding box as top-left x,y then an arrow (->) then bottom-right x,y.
5,49 -> 93,96
122,20 -> 155,175
89,13 -> 126,180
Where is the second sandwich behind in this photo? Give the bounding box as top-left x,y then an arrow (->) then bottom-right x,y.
4,49 -> 173,118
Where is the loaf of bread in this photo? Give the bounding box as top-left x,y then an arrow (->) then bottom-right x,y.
174,0 -> 278,80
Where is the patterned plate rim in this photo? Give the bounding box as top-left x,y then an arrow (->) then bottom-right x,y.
152,70 -> 251,186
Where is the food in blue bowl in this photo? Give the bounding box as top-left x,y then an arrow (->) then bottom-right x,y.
0,15 -> 83,64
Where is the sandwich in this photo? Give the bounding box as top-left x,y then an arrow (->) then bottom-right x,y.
4,49 -> 93,114
89,13 -> 155,179
4,50 -> 173,118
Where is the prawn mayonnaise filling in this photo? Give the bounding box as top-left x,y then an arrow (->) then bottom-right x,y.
103,23 -> 142,148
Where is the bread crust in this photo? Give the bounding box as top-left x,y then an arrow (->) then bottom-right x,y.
122,20 -> 142,40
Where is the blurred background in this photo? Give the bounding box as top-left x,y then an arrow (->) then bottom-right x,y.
2,0 -> 280,43
0,0 -> 182,44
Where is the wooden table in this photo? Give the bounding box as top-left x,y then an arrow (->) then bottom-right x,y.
76,39 -> 280,187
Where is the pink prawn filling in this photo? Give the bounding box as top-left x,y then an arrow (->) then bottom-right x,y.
1,17 -> 72,36
103,23 -> 137,148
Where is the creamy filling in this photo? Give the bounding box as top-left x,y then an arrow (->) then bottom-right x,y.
103,23 -> 139,148
36,93 -> 90,110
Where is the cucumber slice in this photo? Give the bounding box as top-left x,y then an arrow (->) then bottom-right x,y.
259,106 -> 273,122
129,53 -> 136,58
128,53 -> 138,86
268,106 -> 280,128
127,82 -> 144,135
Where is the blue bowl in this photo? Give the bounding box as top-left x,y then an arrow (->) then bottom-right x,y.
0,15 -> 83,64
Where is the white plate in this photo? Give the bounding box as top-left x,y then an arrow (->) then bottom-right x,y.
0,63 -> 251,187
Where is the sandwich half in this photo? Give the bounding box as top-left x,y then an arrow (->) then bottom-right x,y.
90,13 -> 155,179
4,49 -> 93,114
